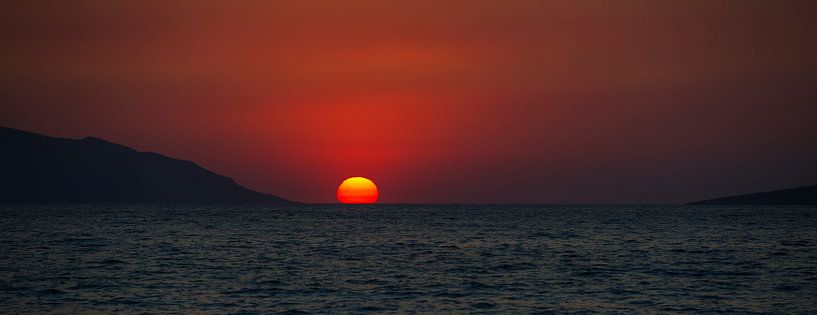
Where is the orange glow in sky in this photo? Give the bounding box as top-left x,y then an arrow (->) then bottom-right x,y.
337,177 -> 379,204
1,1 -> 816,204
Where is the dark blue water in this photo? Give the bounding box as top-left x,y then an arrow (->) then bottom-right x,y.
1,205 -> 816,313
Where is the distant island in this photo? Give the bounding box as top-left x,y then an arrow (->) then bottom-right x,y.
691,185 -> 817,205
0,127 -> 290,204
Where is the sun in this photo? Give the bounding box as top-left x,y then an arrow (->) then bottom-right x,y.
337,177 -> 379,204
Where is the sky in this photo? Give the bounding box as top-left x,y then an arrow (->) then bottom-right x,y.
2,1 -> 816,204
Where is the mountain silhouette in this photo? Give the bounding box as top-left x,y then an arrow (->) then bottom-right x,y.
0,126 -> 290,204
691,185 -> 817,205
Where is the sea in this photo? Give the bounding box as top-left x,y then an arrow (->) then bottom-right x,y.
1,204 -> 815,313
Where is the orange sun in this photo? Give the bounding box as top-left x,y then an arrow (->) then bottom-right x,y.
337,177 -> 379,204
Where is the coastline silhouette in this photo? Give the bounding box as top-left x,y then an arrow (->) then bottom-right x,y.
691,185 -> 817,205
0,126 -> 289,204
3,126 -> 814,205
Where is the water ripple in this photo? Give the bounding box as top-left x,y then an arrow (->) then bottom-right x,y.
0,204 -> 816,313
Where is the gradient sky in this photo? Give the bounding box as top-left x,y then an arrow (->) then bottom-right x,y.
2,1 -> 816,203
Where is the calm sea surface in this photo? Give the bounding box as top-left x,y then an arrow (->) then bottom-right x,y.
1,205 -> 816,313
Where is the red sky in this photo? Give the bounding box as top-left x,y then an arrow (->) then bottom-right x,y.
2,1 -> 816,203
